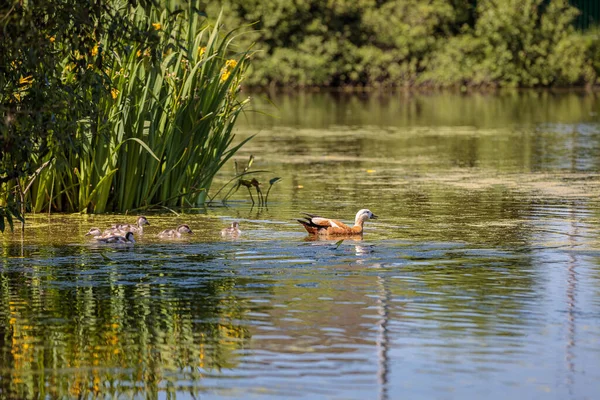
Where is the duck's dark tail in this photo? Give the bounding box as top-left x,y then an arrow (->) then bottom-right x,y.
297,217 -> 319,235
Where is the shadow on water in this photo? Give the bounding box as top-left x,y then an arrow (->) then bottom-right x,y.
1,92 -> 600,399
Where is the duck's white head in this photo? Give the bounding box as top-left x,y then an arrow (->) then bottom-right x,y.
355,209 -> 378,225
125,232 -> 136,243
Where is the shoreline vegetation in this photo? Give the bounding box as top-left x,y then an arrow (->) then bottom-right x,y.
1,1 -> 251,230
211,0 -> 600,90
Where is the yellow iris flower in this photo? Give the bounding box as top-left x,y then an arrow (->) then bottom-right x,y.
19,75 -> 33,85
220,59 -> 238,82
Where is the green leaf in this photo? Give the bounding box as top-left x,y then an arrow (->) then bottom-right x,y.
79,169 -> 118,213
115,138 -> 160,162
5,210 -> 14,232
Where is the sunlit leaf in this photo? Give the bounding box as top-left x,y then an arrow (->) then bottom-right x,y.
245,155 -> 254,172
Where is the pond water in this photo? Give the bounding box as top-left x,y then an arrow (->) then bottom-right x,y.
2,92 -> 600,399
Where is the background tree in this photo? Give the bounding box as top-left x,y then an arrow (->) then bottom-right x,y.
209,0 -> 599,88
0,0 -> 137,230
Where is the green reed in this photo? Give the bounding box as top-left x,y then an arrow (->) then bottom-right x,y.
28,3 -> 252,213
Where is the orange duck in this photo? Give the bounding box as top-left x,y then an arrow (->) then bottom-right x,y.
298,209 -> 377,236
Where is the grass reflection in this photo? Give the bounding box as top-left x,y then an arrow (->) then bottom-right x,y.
0,246 -> 253,398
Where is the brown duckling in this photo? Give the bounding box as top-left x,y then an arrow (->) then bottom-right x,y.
113,216 -> 150,233
94,231 -> 135,244
85,227 -> 124,238
221,221 -> 241,237
85,227 -> 104,237
158,224 -> 194,238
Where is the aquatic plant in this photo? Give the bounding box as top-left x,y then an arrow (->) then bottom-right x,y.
210,155 -> 281,206
16,2 -> 252,215
265,177 -> 282,204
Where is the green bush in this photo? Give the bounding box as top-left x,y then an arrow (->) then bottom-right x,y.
210,0 -> 596,88
0,0 -> 113,229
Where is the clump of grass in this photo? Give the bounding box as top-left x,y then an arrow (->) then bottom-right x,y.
29,3 -> 253,213
209,155 -> 281,206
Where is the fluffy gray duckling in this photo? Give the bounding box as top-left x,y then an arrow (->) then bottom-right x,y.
94,231 -> 135,244
113,216 -> 150,233
85,227 -> 104,237
221,221 -> 241,237
158,224 -> 194,238
85,227 -> 124,238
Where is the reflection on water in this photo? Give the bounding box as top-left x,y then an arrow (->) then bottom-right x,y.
2,92 -> 600,399
565,202 -> 579,396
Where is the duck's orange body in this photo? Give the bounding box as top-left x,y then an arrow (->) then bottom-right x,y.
298,209 -> 377,236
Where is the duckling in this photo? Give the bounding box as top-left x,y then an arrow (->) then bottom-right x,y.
113,216 -> 150,233
85,227 -> 104,237
158,224 -> 194,238
297,209 -> 378,236
221,221 -> 241,237
94,231 -> 135,244
102,227 -> 124,236
86,226 -> 127,238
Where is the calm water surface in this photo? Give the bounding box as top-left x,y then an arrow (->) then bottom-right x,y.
2,92 -> 600,399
